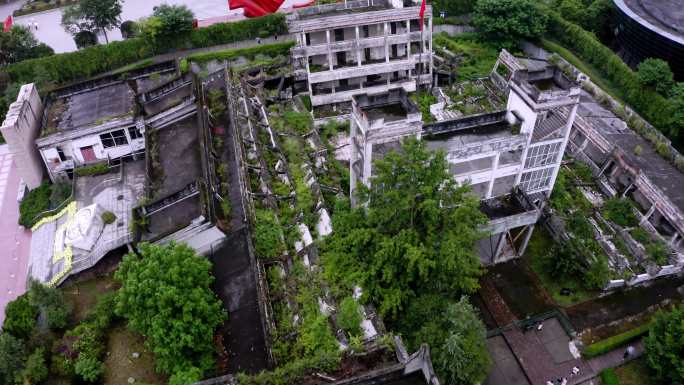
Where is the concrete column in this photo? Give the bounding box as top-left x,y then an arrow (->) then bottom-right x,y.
641,205 -> 656,225
670,233 -> 679,247
384,22 -> 390,63
486,152 -> 500,198
356,26 -> 362,66
493,232 -> 506,262
518,225 -> 535,257
326,30 -> 333,70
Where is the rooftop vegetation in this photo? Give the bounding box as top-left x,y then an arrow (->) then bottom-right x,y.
434,32 -> 500,82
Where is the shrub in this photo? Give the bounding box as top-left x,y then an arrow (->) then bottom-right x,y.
636,58 -> 674,96
602,198 -> 638,227
583,322 -> 650,358
645,242 -> 669,265
299,315 -> 339,357
101,211 -> 116,225
337,297 -> 363,337
0,333 -> 27,385
3,294 -> 38,339
19,183 -> 51,228
283,110 -> 312,135
169,366 -> 202,385
599,368 -> 619,385
254,210 -> 285,260
22,348 -> 48,384
75,163 -> 109,177
74,355 -> 104,382
633,144 -> 643,156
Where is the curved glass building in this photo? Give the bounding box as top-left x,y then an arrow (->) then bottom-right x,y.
613,0 -> 684,80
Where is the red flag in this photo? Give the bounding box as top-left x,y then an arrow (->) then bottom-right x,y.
419,0 -> 426,31
3,15 -> 13,33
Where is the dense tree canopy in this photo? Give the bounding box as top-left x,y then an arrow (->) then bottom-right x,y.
114,242 -> 226,377
61,0 -> 123,43
430,0 -> 474,17
407,296 -> 491,385
637,58 -> 675,96
473,0 -> 548,48
321,138 -> 486,318
0,334 -> 26,385
0,26 -> 53,66
645,306 -> 684,384
141,5 -> 195,48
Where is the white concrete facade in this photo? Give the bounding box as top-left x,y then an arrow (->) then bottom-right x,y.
36,121 -> 145,182
0,84 -> 47,189
288,0 -> 433,107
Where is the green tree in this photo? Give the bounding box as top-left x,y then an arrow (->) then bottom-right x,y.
141,5 -> 195,48
637,58 -> 675,96
322,138 -> 486,318
668,83 -> 684,138
115,242 -> 226,376
0,333 -> 26,384
74,355 -> 104,382
169,366 -> 202,385
473,0 -> 548,48
22,348 -> 48,384
2,294 -> 37,339
62,0 -> 123,43
27,279 -> 71,330
0,25 -> 53,66
645,306 -> 684,384
409,297 -> 491,385
337,297 -> 363,337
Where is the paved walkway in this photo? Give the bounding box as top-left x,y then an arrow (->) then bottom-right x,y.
587,339 -> 645,374
0,144 -> 32,325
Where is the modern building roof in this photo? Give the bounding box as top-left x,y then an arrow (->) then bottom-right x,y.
616,0 -> 684,44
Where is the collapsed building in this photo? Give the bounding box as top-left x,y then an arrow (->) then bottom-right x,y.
1,63 -> 224,286
348,50 -> 581,264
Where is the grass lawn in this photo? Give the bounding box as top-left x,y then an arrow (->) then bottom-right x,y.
61,274 -> 120,324
614,357 -> 651,385
524,228 -> 598,307
104,324 -> 167,385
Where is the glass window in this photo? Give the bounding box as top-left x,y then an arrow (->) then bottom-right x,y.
520,167 -> 555,192
524,142 -> 562,169
100,129 -> 128,148
128,126 -> 143,140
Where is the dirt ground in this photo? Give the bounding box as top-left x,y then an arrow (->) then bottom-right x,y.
614,357 -> 651,385
104,325 -> 167,385
61,273 -> 120,325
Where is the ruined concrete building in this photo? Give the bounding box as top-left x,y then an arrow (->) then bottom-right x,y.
349,50 -> 581,264
288,0 -> 432,111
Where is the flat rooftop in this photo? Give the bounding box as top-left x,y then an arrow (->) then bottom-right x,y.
577,91 -> 684,214
621,0 -> 684,39
425,120 -> 516,150
42,82 -> 135,137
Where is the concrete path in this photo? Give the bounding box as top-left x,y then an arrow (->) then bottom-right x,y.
587,339 -> 645,374
0,144 -> 32,325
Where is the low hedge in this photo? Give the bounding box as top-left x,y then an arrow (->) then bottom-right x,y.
545,10 -> 675,140
75,163 -> 110,177
583,323 -> 650,358
190,13 -> 286,48
5,14 -> 287,87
